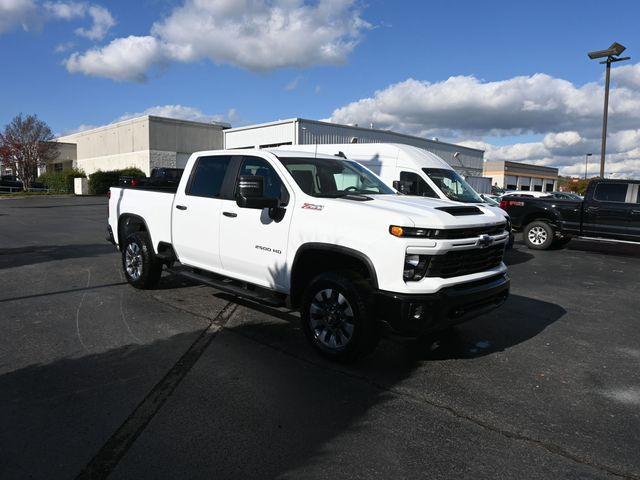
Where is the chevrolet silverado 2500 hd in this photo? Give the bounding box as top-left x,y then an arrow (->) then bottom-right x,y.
107,149 -> 510,361
501,179 -> 640,250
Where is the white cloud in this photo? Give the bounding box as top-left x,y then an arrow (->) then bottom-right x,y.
44,1 -> 84,19
613,63 -> 640,90
116,104 -> 237,125
54,40 -> 75,52
284,75 -> 303,91
1,1 -> 114,39
65,35 -> 162,82
63,105 -> 237,136
74,4 -> 114,40
65,0 -> 370,81
0,0 -> 38,33
330,67 -> 640,177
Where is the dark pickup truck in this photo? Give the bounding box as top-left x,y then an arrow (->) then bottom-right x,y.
500,179 -> 640,250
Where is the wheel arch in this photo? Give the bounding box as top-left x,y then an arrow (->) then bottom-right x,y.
117,214 -> 151,252
289,243 -> 378,308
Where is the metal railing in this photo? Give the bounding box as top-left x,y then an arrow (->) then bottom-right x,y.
0,186 -> 52,194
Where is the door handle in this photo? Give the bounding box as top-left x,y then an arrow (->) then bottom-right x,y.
176,205 -> 187,210
586,206 -> 599,212
631,210 -> 640,216
222,211 -> 237,218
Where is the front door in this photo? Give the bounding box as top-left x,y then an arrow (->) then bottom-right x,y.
171,155 -> 235,271
219,155 -> 293,290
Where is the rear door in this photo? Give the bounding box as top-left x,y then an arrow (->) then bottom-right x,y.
218,155 -> 294,290
171,154 -> 237,271
582,182 -> 635,240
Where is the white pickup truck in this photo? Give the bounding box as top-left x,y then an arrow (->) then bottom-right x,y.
107,149 -> 510,361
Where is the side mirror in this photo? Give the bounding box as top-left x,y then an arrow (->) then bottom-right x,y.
393,180 -> 413,194
236,175 -> 279,209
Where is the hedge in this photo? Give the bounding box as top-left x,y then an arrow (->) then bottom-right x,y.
37,168 -> 86,194
89,167 -> 146,195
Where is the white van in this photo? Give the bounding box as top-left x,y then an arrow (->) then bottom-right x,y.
275,143 -> 514,246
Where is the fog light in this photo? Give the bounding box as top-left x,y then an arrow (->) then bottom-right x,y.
403,254 -> 429,281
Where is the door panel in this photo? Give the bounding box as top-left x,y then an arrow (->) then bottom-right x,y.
582,182 -> 634,239
628,183 -> 640,240
219,156 -> 293,290
171,155 -> 234,271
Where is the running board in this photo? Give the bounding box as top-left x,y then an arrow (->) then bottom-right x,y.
167,266 -> 286,307
577,236 -> 640,246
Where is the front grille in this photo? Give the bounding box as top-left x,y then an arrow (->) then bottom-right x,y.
432,223 -> 506,239
424,244 -> 505,278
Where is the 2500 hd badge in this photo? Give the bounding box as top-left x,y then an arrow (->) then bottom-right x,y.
255,245 -> 282,254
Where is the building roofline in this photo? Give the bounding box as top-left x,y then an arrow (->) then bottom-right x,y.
224,117 -> 485,154
56,114 -> 230,141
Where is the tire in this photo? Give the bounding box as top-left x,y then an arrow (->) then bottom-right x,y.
523,220 -> 555,250
122,231 -> 162,289
300,271 -> 379,362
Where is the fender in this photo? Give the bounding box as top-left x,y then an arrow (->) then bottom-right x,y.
117,213 -> 153,252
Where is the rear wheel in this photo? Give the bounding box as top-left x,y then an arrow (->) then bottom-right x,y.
301,272 -> 379,362
122,231 -> 162,289
523,221 -> 554,250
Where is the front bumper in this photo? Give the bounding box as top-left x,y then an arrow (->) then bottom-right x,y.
374,273 -> 510,337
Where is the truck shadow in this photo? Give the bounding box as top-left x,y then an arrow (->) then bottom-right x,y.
0,290 -> 565,479
214,291 -> 564,362
503,244 -> 535,266
0,244 -> 117,270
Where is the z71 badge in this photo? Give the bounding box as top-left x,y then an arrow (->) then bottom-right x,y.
301,203 -> 324,211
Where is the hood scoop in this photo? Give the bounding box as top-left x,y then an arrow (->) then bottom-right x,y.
436,206 -> 483,216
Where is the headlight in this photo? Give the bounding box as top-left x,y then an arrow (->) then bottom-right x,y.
390,225 -> 433,238
403,254 -> 429,281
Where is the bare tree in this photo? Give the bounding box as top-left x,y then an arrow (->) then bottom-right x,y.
0,114 -> 59,190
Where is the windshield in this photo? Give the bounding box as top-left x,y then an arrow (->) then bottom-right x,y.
279,157 -> 395,197
423,168 -> 483,203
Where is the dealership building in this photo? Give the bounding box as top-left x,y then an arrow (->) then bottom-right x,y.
52,115 -> 229,176
223,118 -> 485,177
483,160 -> 559,192
46,115 -> 557,191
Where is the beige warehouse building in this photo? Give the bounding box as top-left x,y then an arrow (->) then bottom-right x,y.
52,115 -> 229,176
483,160 -> 559,192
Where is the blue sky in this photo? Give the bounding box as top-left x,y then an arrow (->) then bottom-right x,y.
2,0 -> 640,176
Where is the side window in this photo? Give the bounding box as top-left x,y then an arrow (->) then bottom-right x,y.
187,156 -> 232,198
593,183 -> 629,203
400,171 -> 438,198
239,156 -> 289,204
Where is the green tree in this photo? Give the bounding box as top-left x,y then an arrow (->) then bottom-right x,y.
0,114 -> 59,191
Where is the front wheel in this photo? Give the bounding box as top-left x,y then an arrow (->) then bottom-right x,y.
523,221 -> 554,250
300,272 -> 379,362
122,231 -> 162,289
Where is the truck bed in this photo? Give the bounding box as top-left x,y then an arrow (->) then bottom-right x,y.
109,186 -> 175,249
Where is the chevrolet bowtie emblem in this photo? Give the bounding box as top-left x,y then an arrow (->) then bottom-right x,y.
477,234 -> 494,248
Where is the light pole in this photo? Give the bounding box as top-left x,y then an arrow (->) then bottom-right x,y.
588,42 -> 630,178
584,153 -> 592,179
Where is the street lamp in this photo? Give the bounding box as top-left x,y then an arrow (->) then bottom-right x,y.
588,42 -> 631,178
584,153 -> 592,179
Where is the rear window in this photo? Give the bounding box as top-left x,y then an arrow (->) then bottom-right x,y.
593,183 -> 628,203
187,156 -> 232,198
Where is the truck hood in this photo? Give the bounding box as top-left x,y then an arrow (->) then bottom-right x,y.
330,194 -> 507,229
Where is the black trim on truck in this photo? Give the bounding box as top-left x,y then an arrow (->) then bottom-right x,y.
375,273 -> 510,337
289,243 -> 379,307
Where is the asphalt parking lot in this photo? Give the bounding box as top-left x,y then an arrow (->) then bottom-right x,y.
1,195 -> 639,480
